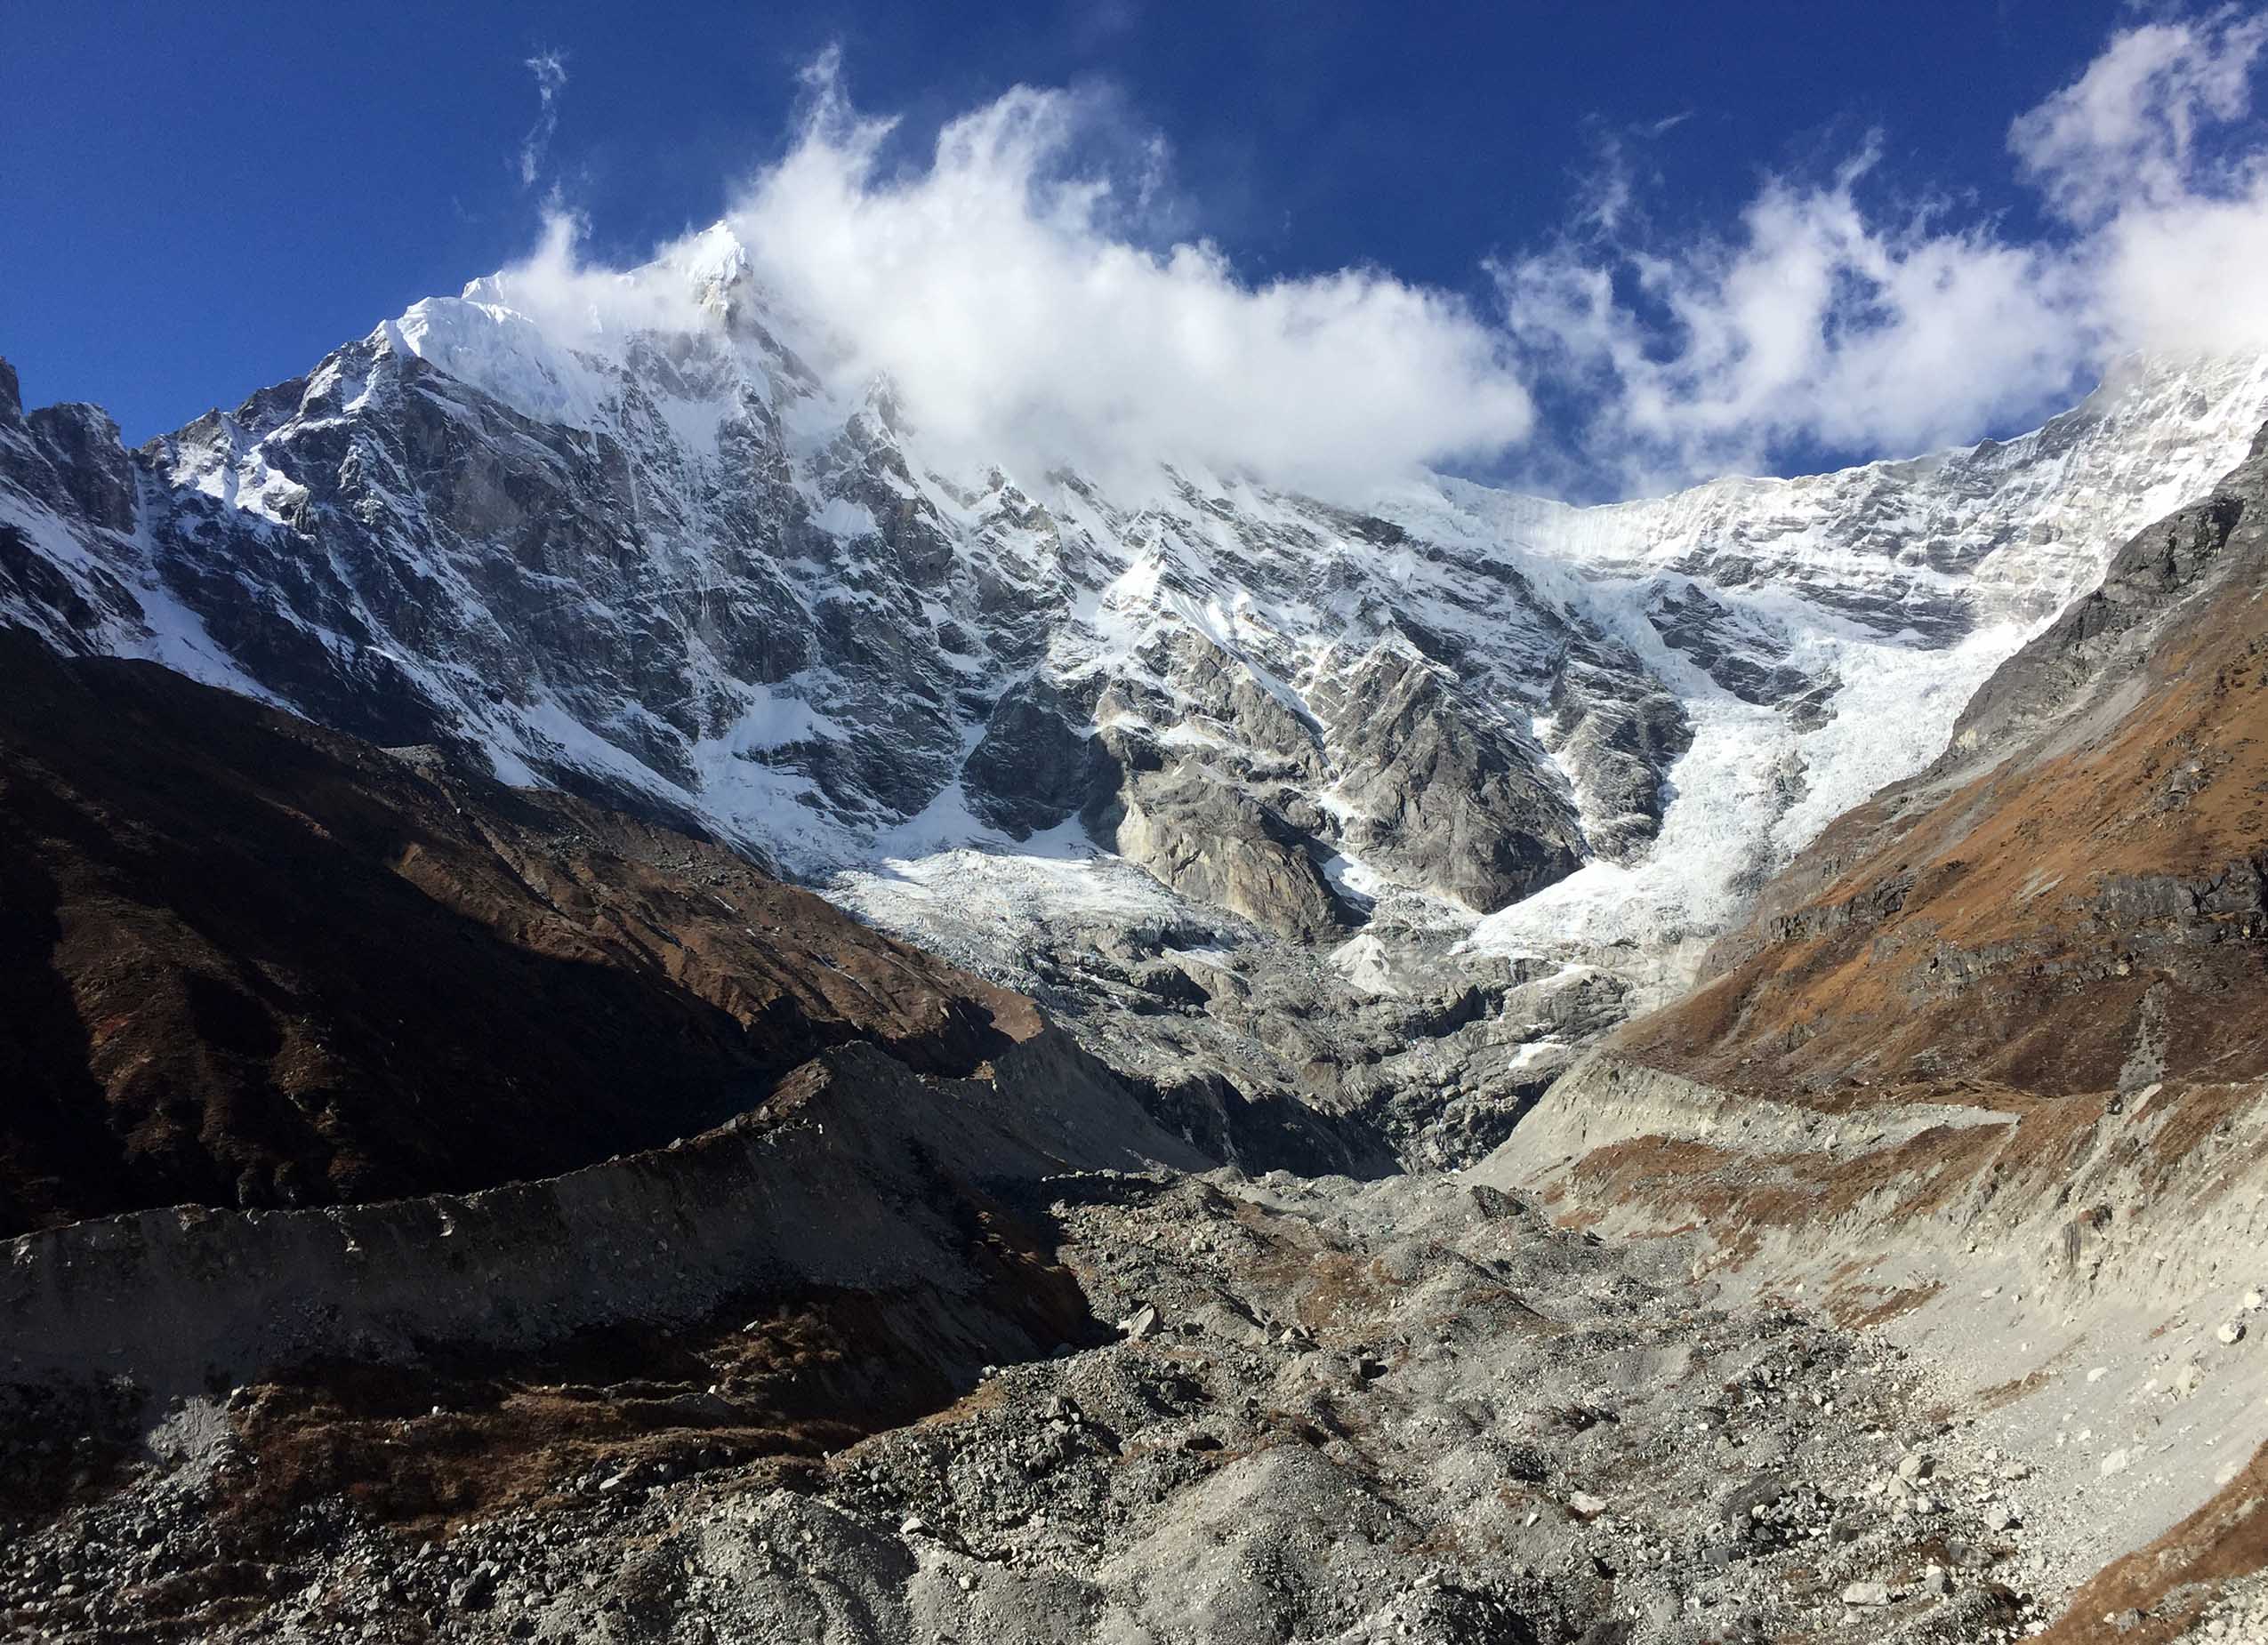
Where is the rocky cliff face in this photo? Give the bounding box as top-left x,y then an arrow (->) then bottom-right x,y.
0,301 -> 1627,943
5,237 -> 2265,1172
4,237 -> 2263,977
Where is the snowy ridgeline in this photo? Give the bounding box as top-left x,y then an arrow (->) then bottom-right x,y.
4,226 -> 2268,988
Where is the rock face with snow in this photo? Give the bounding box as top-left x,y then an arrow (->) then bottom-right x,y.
4,231 -> 2267,1151
1610,419 -> 2268,1102
0,281 -> 1638,942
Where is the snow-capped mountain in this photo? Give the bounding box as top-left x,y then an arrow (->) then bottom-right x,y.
4,226 -> 2265,989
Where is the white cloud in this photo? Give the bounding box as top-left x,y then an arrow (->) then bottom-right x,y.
472,208 -> 710,340
519,50 -> 569,189
725,54 -> 1532,494
476,12 -> 2268,502
1496,156 -> 2090,494
2015,6 -> 2268,362
1497,5 -> 2268,494
484,52 -> 1531,497
2010,8 -> 2267,223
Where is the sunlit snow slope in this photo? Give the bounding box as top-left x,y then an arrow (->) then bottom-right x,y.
4,228 -> 2265,982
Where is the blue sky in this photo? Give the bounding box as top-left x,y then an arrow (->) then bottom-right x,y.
4,1 -> 2262,494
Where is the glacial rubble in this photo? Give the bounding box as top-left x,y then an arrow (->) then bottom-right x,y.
0,1169 -> 2104,1645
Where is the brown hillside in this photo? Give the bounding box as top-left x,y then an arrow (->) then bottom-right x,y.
1621,436 -> 2268,1102
0,630 -> 1037,1234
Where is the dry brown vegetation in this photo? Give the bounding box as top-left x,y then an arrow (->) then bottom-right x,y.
1620,563 -> 2268,1103
2035,1439 -> 2268,1644
0,633 -> 1036,1232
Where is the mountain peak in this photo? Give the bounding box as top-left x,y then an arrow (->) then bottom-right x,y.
669,219 -> 755,292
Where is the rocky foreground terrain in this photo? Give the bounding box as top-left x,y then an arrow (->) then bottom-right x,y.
3,242 -> 2268,1642
0,1168 -> 2166,1645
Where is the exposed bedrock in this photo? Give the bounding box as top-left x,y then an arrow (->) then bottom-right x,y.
1536,633 -> 1693,863
1106,766 -> 1347,941
1322,644 -> 1591,909
955,626 -> 1603,937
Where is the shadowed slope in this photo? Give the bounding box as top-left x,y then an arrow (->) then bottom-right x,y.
0,629 -> 1037,1233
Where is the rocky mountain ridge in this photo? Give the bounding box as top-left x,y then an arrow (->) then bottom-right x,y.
9,232 -> 2268,1642
4,234 -> 2264,963
5,233 -> 2267,1170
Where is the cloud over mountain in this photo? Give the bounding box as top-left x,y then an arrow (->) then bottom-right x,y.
1501,5 -> 2268,493
484,10 -> 2268,499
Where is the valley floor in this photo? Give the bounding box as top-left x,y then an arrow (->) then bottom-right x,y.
10,1152 -> 2264,1645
